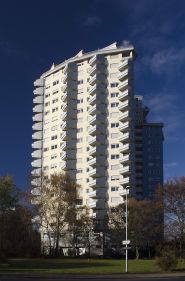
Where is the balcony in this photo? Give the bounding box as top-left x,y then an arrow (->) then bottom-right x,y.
60,162 -> 66,170
119,187 -> 130,196
118,80 -> 130,92
118,60 -> 128,71
62,84 -> 67,93
31,168 -> 41,176
32,122 -> 42,131
88,95 -> 96,105
33,95 -> 43,104
89,146 -> 105,156
118,90 -> 129,101
119,121 -> 130,132
119,132 -> 129,142
60,142 -> 66,150
61,103 -> 67,112
119,143 -> 131,153
32,149 -> 42,159
89,55 -> 97,66
34,78 -> 44,87
63,64 -> 68,74
60,132 -> 67,141
60,122 -> 67,131
32,131 -> 42,140
119,111 -> 131,122
89,75 -> 97,86
88,190 -> 97,198
61,112 -> 67,120
88,84 -> 96,95
119,154 -> 130,164
88,115 -> 96,125
89,200 -> 102,209
61,152 -> 66,160
118,100 -> 130,111
118,69 -> 129,81
31,159 -> 42,168
32,140 -> 42,149
88,156 -> 106,167
33,113 -> 43,122
119,176 -> 130,185
88,167 -> 105,178
120,165 -> 130,175
61,93 -> 67,102
33,104 -> 43,113
89,65 -> 97,76
88,177 -> 106,188
33,87 -> 44,96
88,104 -> 96,115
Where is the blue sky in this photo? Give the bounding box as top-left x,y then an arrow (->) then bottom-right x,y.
0,0 -> 184,188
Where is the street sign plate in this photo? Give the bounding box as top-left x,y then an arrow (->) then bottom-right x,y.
122,240 -> 130,245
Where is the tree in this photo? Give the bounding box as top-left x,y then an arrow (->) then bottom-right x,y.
162,177 -> 185,259
0,175 -> 19,260
108,197 -> 163,259
33,172 -> 81,256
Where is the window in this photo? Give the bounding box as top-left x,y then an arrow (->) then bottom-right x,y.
77,108 -> 83,113
77,128 -> 83,133
45,102 -> 50,106
111,92 -> 119,98
110,73 -> 118,78
111,154 -> 119,159
111,175 -> 119,181
111,122 -> 119,128
77,99 -> 83,104
45,93 -> 50,98
45,85 -> 50,89
77,169 -> 83,173
111,133 -> 119,139
111,143 -> 119,149
51,163 -> 57,169
45,111 -> 50,116
111,102 -> 119,108
78,80 -> 83,85
52,107 -> 58,113
52,90 -> 59,95
51,154 -> 57,159
110,63 -> 118,68
111,164 -> 119,170
43,166 -> 49,171
53,80 -> 59,86
111,186 -> 119,191
52,98 -> 58,104
77,138 -> 83,143
51,135 -> 57,140
110,83 -> 119,88
43,147 -> 49,152
51,144 -> 57,150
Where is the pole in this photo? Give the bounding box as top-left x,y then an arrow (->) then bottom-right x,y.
125,190 -> 128,273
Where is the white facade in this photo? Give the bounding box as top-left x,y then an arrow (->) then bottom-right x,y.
32,42 -> 136,225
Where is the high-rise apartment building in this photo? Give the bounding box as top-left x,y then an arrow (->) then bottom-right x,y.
31,42 -> 163,227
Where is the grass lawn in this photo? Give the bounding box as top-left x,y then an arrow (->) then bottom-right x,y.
0,258 -> 185,274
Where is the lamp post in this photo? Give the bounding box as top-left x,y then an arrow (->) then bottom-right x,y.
121,186 -> 130,273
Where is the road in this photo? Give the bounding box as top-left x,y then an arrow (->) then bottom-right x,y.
0,274 -> 185,281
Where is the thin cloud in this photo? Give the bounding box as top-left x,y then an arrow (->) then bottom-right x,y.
145,92 -> 185,141
83,16 -> 101,26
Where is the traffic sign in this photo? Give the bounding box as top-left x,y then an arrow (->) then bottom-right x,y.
122,240 -> 130,245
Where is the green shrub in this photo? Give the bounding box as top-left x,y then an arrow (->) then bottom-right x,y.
156,248 -> 178,271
